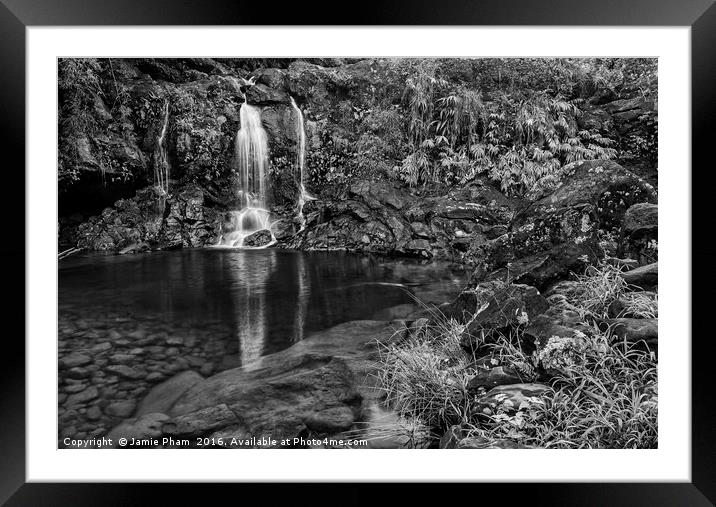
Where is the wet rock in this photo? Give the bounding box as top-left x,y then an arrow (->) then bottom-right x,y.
91,342 -> 112,353
109,353 -> 135,365
146,371 -> 164,382
66,367 -> 91,379
165,336 -> 184,346
135,370 -> 204,417
621,262 -> 658,290
66,386 -> 99,406
243,230 -> 273,247
106,365 -> 145,380
64,383 -> 89,394
105,400 -> 137,418
169,353 -> 362,442
59,352 -> 92,369
86,405 -> 102,420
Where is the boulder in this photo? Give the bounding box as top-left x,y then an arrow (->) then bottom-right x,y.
243,229 -> 273,247
603,318 -> 658,347
621,262 -> 658,290
443,281 -> 548,351
621,203 -> 658,264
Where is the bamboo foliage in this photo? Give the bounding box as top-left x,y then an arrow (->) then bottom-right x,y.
398,76 -> 618,195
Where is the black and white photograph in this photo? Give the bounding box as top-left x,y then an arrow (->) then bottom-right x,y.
57,56 -> 659,451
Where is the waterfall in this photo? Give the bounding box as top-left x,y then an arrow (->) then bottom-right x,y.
289,97 -> 315,231
235,102 -> 268,208
153,99 -> 171,196
215,101 -> 276,248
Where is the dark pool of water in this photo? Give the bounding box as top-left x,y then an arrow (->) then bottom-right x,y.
59,249 -> 467,368
58,249 -> 468,441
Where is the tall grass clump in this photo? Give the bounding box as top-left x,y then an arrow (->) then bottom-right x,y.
470,339 -> 657,449
376,311 -> 473,431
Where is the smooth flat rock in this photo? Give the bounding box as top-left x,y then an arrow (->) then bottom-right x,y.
135,370 -> 204,417
169,353 -> 363,443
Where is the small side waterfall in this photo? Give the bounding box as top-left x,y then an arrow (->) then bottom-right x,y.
153,99 -> 171,196
289,97 -> 315,231
216,101 -> 276,248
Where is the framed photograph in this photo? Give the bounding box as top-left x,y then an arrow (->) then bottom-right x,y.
3,0 -> 714,503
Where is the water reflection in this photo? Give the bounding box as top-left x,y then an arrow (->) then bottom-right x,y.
59,250 -> 467,368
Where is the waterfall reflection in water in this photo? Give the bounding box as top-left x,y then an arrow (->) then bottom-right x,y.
59,250 -> 466,370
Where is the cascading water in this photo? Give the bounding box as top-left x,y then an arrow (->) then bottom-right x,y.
153,99 -> 171,198
216,100 -> 276,248
289,97 -> 315,231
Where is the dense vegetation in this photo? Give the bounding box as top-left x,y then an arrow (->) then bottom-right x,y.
58,58 -> 657,203
376,263 -> 658,449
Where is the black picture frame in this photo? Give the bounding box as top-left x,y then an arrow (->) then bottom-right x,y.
2,0 -> 713,503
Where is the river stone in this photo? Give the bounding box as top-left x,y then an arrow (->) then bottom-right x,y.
59,352 -> 92,369
109,353 -> 135,365
66,367 -> 90,379
165,336 -> 184,345
66,386 -> 99,406
64,383 -> 88,394
106,365 -> 145,379
86,405 -> 102,420
91,342 -> 112,353
135,370 -> 204,416
105,400 -> 137,418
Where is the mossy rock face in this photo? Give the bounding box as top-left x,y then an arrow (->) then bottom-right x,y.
620,202 -> 658,264
77,183 -> 217,251
540,159 -> 656,230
